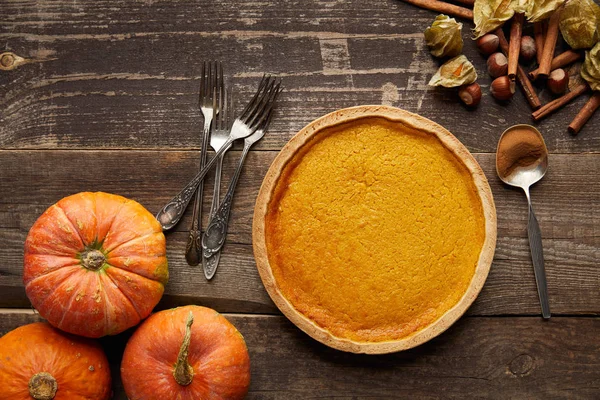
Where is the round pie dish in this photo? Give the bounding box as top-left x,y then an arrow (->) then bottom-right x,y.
253,105 -> 496,354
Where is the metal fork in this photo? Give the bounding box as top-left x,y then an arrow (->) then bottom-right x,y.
202,102 -> 278,280
201,88 -> 233,272
156,75 -> 281,230
185,61 -> 223,266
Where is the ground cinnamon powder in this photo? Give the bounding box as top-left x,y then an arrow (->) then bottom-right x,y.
497,126 -> 546,178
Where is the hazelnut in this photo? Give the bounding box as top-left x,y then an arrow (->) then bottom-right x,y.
547,68 -> 569,94
476,34 -> 500,56
490,76 -> 515,101
487,52 -> 508,78
458,83 -> 482,107
520,36 -> 537,63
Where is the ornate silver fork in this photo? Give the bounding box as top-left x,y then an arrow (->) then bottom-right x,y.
202,99 -> 278,280
202,88 -> 233,273
185,61 -> 223,266
156,75 -> 280,231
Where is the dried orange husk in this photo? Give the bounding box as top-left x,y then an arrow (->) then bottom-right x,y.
525,0 -> 565,23
473,0 -> 518,38
428,55 -> 477,87
424,15 -> 463,58
581,42 -> 600,91
559,0 -> 600,49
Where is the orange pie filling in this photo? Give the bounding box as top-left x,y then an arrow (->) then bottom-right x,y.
265,117 -> 486,342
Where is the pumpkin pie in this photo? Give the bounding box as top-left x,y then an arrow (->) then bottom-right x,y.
253,106 -> 496,353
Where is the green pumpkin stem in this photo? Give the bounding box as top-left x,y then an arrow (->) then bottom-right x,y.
29,372 -> 58,400
173,311 -> 194,386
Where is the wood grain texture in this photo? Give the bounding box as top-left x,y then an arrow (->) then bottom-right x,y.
0,150 -> 598,314
1,1 -> 599,397
1,310 -> 599,399
1,0 -> 598,152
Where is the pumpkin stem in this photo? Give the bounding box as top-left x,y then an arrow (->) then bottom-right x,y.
173,311 -> 194,386
29,372 -> 58,400
80,249 -> 106,271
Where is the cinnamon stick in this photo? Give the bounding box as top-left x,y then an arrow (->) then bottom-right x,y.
450,0 -> 475,6
495,28 -> 542,110
568,92 -> 600,134
533,21 -> 545,65
531,83 -> 590,121
537,7 -> 563,79
529,50 -> 583,80
399,0 -> 473,20
508,14 -> 524,80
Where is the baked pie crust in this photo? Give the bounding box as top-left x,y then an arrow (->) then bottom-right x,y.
253,106 -> 496,353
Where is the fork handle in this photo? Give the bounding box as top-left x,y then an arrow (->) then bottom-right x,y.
202,144 -> 250,258
185,118 -> 211,265
208,149 -> 228,218
201,150 -> 226,277
156,137 -> 234,230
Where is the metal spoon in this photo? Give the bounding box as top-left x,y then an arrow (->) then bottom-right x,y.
496,124 -> 550,319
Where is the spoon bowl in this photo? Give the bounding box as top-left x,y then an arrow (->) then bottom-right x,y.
496,124 -> 548,189
496,124 -> 550,319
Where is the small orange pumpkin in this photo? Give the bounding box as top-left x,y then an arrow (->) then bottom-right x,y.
23,192 -> 168,338
121,305 -> 251,399
0,322 -> 111,400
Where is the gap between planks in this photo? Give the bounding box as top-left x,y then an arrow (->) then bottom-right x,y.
1,308 -> 597,318
0,149 -> 598,155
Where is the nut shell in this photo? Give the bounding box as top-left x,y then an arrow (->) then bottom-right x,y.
476,34 -> 500,56
520,36 -> 537,63
458,83 -> 482,107
487,53 -> 508,78
490,76 -> 515,101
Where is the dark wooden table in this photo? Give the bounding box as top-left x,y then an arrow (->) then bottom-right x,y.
1,1 -> 599,398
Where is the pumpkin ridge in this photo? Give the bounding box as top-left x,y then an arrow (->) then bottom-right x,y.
104,258 -> 165,286
104,231 -> 163,256
23,255 -> 81,284
98,273 -> 115,335
99,197 -> 136,251
25,265 -> 82,312
102,266 -> 144,321
27,267 -> 100,334
24,205 -> 85,258
55,269 -> 99,330
107,255 -> 168,285
54,203 -> 88,251
94,193 -> 132,244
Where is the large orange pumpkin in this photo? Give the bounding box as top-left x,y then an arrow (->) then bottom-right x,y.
0,322 -> 111,400
121,305 -> 251,399
23,192 -> 168,338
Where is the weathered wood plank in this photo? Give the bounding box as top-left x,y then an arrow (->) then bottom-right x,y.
0,151 -> 597,238
0,150 -> 597,314
2,228 -> 597,315
1,0 -> 597,152
1,310 -> 599,399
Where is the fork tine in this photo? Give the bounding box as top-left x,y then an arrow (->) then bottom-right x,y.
221,88 -> 227,130
199,61 -> 206,103
227,88 -> 234,129
258,106 -> 274,132
239,76 -> 266,119
217,62 -> 224,129
240,75 -> 271,119
250,82 -> 282,130
247,79 -> 281,129
219,88 -> 227,131
250,100 -> 275,131
243,78 -> 276,126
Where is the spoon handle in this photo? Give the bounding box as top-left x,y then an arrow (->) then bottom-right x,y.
527,203 -> 551,319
